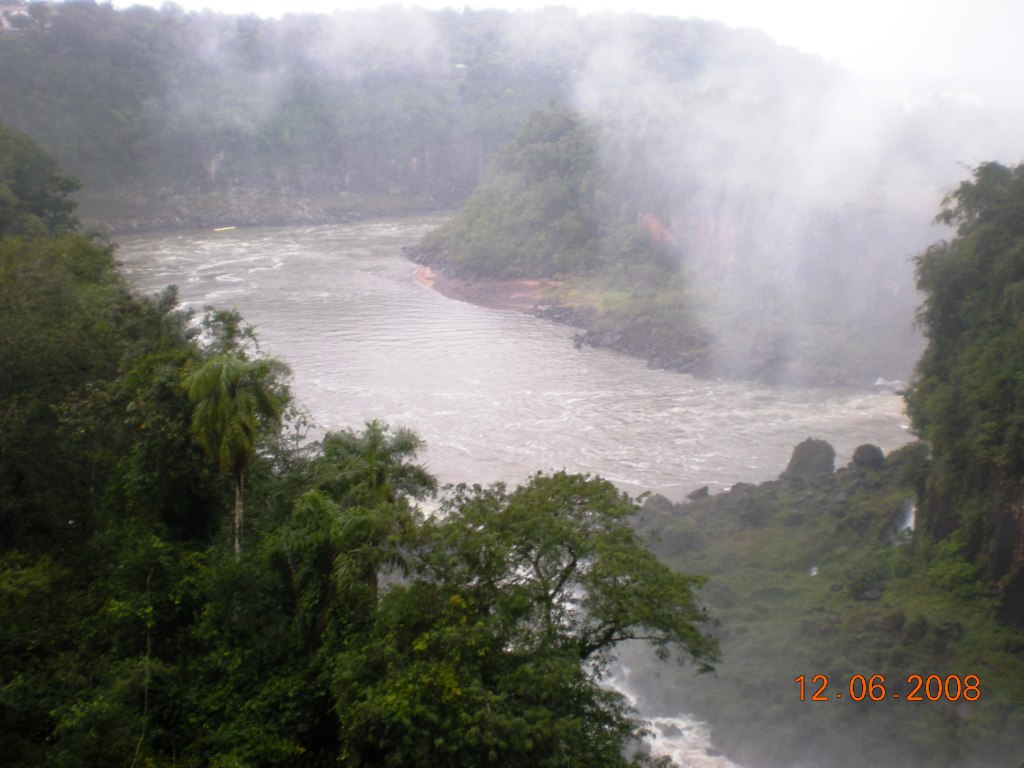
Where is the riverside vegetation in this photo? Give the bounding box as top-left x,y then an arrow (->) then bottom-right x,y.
639,440 -> 1024,768
1,124 -> 717,766
0,1 -> 575,230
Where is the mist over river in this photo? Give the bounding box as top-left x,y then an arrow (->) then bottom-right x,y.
117,215 -> 912,502
115,214 -> 916,766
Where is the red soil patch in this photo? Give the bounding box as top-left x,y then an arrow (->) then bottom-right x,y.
416,266 -> 559,313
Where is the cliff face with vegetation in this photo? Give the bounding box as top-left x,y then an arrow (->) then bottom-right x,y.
637,439 -> 1024,768
0,2 -> 571,230
906,162 -> 1024,626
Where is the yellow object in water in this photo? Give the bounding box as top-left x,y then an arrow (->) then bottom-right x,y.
212,226 -> 236,232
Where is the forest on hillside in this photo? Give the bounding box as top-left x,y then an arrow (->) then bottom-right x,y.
0,1 -> 568,204
0,2 -> 1004,222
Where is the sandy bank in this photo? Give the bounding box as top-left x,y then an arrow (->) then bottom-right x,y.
415,266 -> 560,313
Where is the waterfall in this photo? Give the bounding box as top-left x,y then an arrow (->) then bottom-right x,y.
897,500 -> 915,533
603,664 -> 745,768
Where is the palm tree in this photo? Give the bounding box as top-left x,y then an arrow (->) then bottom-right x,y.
183,353 -> 290,556
277,422 -> 437,649
310,421 -> 437,600
317,419 -> 437,507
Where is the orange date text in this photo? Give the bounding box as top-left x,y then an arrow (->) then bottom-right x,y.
794,674 -> 980,702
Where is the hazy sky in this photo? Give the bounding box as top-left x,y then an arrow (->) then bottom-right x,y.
114,0 -> 1023,98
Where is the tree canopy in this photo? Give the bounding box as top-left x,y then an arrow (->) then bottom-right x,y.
0,122 -> 79,236
333,471 -> 716,768
419,104 -> 674,280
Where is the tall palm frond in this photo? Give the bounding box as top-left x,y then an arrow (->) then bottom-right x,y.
183,353 -> 290,555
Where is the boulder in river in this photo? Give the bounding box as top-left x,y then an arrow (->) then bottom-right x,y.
850,443 -> 885,470
780,438 -> 836,481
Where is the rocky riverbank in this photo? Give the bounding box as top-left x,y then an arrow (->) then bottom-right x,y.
540,300 -> 915,389
631,438 -> 1024,768
406,246 -> 910,389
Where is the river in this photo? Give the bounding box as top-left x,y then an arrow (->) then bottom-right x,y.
116,214 -> 914,766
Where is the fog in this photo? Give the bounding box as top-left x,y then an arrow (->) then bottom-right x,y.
49,1 -> 1021,377
485,13 -> 933,380
517,8 -> 1023,382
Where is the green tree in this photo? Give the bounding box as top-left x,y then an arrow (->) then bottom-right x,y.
313,419 -> 436,506
423,472 -> 716,667
310,419 -> 436,599
420,105 -> 612,278
279,421 -> 438,648
0,122 -> 79,236
333,471 -> 717,768
183,353 -> 290,556
179,422 -> 440,767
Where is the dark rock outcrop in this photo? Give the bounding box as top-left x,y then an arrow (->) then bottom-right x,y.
850,443 -> 885,470
687,486 -> 710,501
780,438 -> 836,481
642,493 -> 675,514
